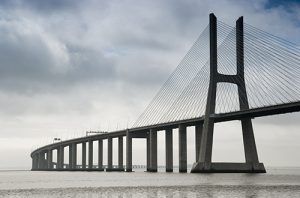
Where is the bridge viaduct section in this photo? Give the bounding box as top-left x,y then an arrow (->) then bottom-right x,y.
31,125 -> 198,172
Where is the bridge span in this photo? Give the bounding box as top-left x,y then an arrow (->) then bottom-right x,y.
31,13 -> 300,173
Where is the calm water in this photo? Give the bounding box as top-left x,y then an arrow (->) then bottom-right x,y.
0,168 -> 300,197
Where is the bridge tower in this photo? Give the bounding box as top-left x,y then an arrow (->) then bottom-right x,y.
191,14 -> 266,173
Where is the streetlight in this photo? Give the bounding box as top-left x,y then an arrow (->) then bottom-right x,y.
53,138 -> 61,143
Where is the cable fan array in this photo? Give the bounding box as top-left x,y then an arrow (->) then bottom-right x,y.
133,20 -> 300,128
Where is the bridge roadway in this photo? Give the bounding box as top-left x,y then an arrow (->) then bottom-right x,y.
31,101 -> 300,172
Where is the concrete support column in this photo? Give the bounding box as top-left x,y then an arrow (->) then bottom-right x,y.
146,136 -> 150,171
56,148 -> 60,169
60,146 -> 65,169
108,137 -> 113,170
71,143 -> 77,169
69,145 -> 72,169
149,129 -> 157,172
34,154 -> 38,170
36,154 -> 39,169
165,128 -> 173,172
60,146 -> 64,169
179,124 -> 187,173
47,149 -> 53,169
98,139 -> 103,170
126,130 -> 132,172
38,152 -> 43,169
88,140 -> 93,169
118,136 -> 123,169
32,156 -> 35,170
195,124 -> 203,162
82,142 -> 86,169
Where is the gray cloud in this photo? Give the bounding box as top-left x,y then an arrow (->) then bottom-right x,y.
0,0 -> 80,13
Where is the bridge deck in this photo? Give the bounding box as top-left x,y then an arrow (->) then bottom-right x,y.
31,101 -> 300,156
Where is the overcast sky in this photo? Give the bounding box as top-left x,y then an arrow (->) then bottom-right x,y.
0,0 -> 300,170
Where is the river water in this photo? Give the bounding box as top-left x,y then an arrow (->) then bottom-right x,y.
0,168 -> 300,197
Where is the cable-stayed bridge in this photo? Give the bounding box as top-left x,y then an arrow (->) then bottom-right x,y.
31,14 -> 300,173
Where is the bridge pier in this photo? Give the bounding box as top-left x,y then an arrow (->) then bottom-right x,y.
68,144 -> 72,169
47,149 -> 53,169
56,148 -> 59,169
88,140 -> 93,170
165,128 -> 173,172
149,129 -> 157,172
146,135 -> 150,171
118,136 -> 124,170
71,143 -> 77,170
31,153 -> 38,170
38,152 -> 44,169
61,147 -> 65,169
59,146 -> 64,170
82,142 -> 86,170
195,124 -> 203,162
107,137 -> 113,171
98,139 -> 104,170
179,125 -> 187,173
126,130 -> 132,172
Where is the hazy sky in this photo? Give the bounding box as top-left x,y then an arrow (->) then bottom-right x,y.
0,0 -> 300,169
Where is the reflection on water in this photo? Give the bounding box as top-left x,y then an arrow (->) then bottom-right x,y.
1,185 -> 300,198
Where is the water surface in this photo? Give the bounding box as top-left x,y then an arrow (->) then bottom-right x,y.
0,168 -> 300,197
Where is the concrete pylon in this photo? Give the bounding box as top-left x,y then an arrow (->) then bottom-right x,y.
88,140 -> 93,169
71,143 -> 77,169
47,149 -> 53,169
195,124 -> 203,162
146,135 -> 150,171
69,144 -> 72,169
98,139 -> 104,170
179,125 -> 187,173
126,130 -> 132,172
31,154 -> 38,170
118,136 -> 123,169
191,13 -> 265,173
57,146 -> 64,170
82,142 -> 86,169
56,148 -> 60,169
107,137 -> 113,170
165,128 -> 173,172
149,129 -> 157,172
38,152 -> 44,169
